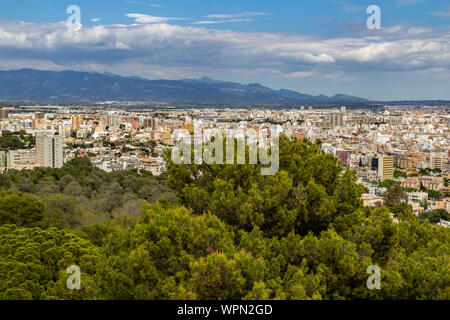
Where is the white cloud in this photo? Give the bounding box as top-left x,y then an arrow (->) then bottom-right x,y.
124,1 -> 162,7
192,19 -> 253,25
0,20 -> 448,83
204,12 -> 267,19
126,13 -> 187,24
283,71 -> 315,79
193,12 -> 267,25
407,27 -> 434,35
91,18 -> 101,23
324,72 -> 356,82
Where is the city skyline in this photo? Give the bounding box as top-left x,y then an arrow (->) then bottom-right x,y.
0,0 -> 449,100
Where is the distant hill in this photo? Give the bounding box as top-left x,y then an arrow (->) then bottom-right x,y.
0,69 -> 369,105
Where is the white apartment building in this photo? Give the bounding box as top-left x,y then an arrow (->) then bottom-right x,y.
407,192 -> 428,203
36,132 -> 63,168
7,149 -> 39,170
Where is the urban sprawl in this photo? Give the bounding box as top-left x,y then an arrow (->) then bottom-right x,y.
0,105 -> 448,226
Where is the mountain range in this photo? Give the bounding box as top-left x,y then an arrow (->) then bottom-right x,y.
0,69 -> 369,105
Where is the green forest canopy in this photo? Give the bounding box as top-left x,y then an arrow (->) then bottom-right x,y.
0,137 -> 448,300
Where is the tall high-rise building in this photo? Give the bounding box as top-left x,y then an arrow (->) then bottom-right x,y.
378,156 -> 394,180
36,132 -> 63,168
0,107 -> 9,120
107,115 -> 118,128
430,155 -> 448,171
330,112 -> 344,127
71,115 -> 84,131
143,118 -> 156,129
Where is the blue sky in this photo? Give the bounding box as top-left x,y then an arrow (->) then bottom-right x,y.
0,0 -> 449,100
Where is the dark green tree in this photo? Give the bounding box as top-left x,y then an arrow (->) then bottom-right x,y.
0,191 -> 44,227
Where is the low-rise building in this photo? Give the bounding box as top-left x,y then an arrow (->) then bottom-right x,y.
138,157 -> 163,176
7,149 -> 39,170
361,193 -> 384,207
407,192 -> 428,203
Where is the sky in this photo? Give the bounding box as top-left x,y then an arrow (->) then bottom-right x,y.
0,0 -> 449,101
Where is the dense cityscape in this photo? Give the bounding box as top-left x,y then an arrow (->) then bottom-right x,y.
1,104 -> 448,225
